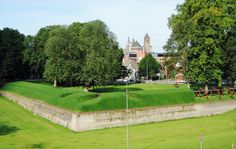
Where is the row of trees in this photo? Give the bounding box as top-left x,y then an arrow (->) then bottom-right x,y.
164,0 -> 236,87
0,20 -> 124,87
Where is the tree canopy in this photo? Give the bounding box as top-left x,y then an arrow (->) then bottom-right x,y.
1,20 -> 123,87
165,0 -> 236,84
44,25 -> 82,86
44,20 -> 123,86
139,54 -> 161,80
79,20 -> 123,86
23,25 -> 59,79
0,28 -> 25,81
223,21 -> 236,81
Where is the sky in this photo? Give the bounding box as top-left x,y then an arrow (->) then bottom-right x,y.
0,0 -> 184,52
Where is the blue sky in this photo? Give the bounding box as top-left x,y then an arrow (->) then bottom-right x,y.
0,0 -> 184,52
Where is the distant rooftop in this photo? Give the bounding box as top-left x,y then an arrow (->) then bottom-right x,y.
131,40 -> 142,49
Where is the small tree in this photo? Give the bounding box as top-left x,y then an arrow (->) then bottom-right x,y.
139,54 -> 161,80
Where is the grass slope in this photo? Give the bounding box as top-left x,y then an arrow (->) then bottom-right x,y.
0,96 -> 236,149
1,81 -> 195,112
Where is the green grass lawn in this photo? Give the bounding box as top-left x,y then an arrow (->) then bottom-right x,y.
1,81 -> 235,112
0,96 -> 236,149
0,81 -> 196,112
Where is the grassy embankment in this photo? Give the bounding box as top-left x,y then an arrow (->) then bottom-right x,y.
1,81 -> 235,112
0,81 -> 196,112
0,96 -> 236,149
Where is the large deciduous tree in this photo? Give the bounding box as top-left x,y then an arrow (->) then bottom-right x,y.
0,28 -> 25,81
44,20 -> 123,87
79,20 -> 123,86
165,0 -> 236,88
44,26 -> 82,87
223,21 -> 236,82
23,25 -> 59,79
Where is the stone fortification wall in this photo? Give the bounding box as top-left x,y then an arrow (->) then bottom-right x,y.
0,91 -> 77,131
1,91 -> 236,132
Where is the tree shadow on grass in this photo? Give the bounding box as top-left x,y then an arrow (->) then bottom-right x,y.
60,92 -> 75,98
31,143 -> 45,149
0,124 -> 19,135
0,82 -> 6,88
91,87 -> 143,93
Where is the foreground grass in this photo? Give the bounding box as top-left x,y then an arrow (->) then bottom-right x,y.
1,81 -> 195,112
0,96 -> 236,149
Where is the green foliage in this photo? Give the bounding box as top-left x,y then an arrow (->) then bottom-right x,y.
1,81 -> 195,112
223,21 -> 236,81
1,20 -> 123,86
139,54 -> 161,79
79,20 -> 123,86
43,20 -> 123,86
44,25 -> 82,85
163,34 -> 179,79
23,26 -> 59,79
117,65 -> 129,79
0,28 -> 25,81
1,96 -> 236,148
166,0 -> 236,83
163,56 -> 178,79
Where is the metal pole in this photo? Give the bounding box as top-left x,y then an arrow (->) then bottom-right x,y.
186,57 -> 190,88
126,81 -> 129,149
186,42 -> 190,88
200,134 -> 204,149
146,59 -> 148,80
200,140 -> 203,149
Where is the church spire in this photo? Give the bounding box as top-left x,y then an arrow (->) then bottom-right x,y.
144,33 -> 150,39
126,36 -> 131,51
144,33 -> 151,53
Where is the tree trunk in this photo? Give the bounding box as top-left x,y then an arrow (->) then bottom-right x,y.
83,87 -> 88,92
53,79 -> 57,87
70,79 -> 72,87
205,84 -> 208,100
205,84 -> 208,92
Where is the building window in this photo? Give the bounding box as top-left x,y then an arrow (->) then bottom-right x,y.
129,53 -> 137,57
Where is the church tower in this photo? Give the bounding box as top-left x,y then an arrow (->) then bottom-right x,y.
144,33 -> 151,54
126,37 -> 131,51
